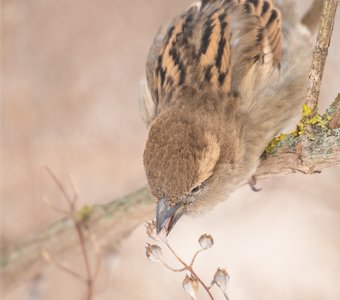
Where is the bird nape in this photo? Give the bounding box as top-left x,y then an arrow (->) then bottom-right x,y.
141,0 -> 312,235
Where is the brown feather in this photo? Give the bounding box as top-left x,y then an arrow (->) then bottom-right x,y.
142,0 -> 312,217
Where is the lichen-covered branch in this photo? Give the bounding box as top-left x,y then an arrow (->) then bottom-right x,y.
1,95 -> 340,293
259,94 -> 340,178
2,1 -> 340,294
305,0 -> 338,113
1,188 -> 154,292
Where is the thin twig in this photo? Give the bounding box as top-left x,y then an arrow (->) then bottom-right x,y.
42,250 -> 86,282
52,260 -> 87,282
164,240 -> 188,267
74,222 -> 93,300
68,174 -> 79,206
42,168 -> 100,300
189,267 -> 214,300
42,196 -> 69,215
159,259 -> 186,272
164,240 -> 215,300
305,0 -> 338,114
189,249 -> 204,267
44,166 -> 74,209
222,291 -> 230,300
92,254 -> 102,282
90,235 -> 102,282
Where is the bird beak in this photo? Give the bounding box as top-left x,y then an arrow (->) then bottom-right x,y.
156,197 -> 184,235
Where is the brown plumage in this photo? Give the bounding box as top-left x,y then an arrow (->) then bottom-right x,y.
141,0 -> 312,234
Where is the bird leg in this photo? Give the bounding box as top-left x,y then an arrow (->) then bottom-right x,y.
248,175 -> 262,192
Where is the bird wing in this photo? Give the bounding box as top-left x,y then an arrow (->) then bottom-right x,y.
141,0 -> 282,125
228,0 -> 281,92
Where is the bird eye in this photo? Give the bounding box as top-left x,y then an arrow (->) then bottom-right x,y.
190,184 -> 202,194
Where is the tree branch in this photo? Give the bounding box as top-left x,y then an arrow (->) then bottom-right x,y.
305,0 -> 338,113
2,94 -> 339,292
1,0 -> 340,294
1,188 -> 154,292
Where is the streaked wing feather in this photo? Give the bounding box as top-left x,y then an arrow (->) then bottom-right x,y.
141,27 -> 166,125
141,0 -> 282,124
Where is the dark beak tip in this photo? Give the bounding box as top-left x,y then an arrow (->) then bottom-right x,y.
156,225 -> 171,237
156,217 -> 170,235
155,225 -> 162,235
156,197 -> 183,236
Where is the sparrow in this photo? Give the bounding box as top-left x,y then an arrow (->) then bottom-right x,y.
141,0 -> 312,235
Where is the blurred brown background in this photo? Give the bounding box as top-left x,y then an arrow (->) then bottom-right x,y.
2,0 -> 340,299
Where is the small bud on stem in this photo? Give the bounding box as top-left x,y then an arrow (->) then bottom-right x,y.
182,274 -> 199,299
198,234 -> 214,250
145,220 -> 157,237
145,220 -> 225,300
145,244 -> 163,263
212,268 -> 230,293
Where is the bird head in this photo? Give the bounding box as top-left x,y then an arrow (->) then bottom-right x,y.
143,103 -> 246,235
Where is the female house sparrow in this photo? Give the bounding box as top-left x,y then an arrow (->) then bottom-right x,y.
141,0 -> 311,234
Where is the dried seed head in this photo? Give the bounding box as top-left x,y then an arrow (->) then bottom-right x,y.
212,268 -> 230,292
145,220 -> 157,236
182,274 -> 199,299
145,243 -> 163,263
198,234 -> 214,250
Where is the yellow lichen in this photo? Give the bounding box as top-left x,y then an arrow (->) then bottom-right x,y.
298,103 -> 331,133
266,99 -> 337,155
75,205 -> 94,222
265,133 -> 288,154
302,104 -> 313,118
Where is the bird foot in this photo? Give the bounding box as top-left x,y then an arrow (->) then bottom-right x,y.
248,176 -> 262,192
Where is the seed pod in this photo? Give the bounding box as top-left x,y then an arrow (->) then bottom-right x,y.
182,274 -> 199,299
145,220 -> 157,236
198,234 -> 214,250
145,244 -> 163,263
212,268 -> 230,292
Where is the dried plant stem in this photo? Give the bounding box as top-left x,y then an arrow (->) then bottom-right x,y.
189,250 -> 204,267
159,259 -> 186,272
42,169 -> 101,300
74,223 -> 93,300
164,241 -> 214,300
188,268 -> 214,300
45,255 -> 86,282
93,255 -> 102,282
222,291 -> 230,300
305,0 -> 338,114
44,167 -> 75,209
